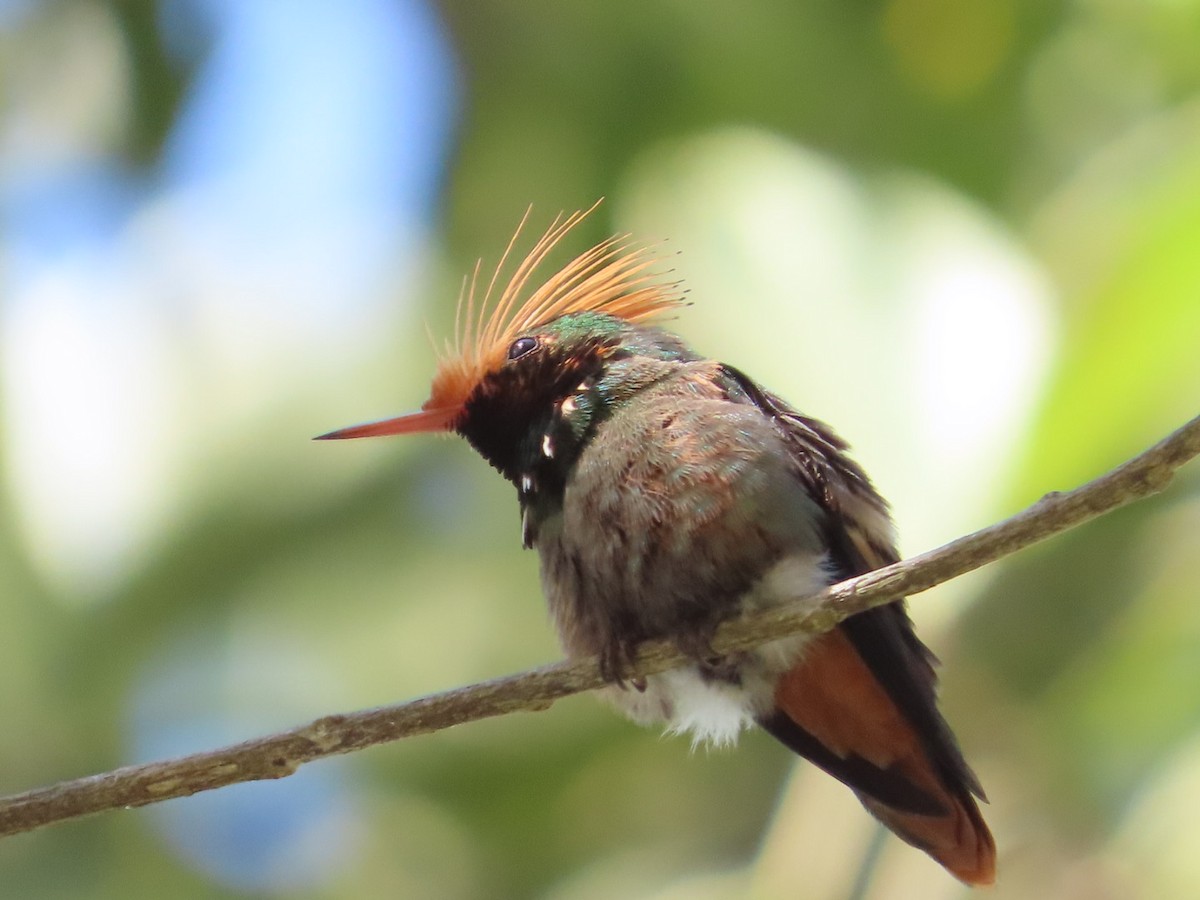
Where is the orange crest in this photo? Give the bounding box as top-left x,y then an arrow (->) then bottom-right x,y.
425,203 -> 685,413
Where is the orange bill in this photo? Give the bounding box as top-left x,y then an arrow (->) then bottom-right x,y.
314,406 -> 459,440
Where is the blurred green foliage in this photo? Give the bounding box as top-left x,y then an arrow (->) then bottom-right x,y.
2,1 -> 1200,898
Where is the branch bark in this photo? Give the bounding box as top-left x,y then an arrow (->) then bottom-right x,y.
2,414 -> 1198,839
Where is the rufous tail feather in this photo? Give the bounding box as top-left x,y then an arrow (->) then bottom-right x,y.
761,629 -> 995,885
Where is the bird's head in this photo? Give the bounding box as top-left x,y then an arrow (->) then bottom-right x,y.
317,206 -> 691,483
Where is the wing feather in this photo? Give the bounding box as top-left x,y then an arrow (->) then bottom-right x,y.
718,364 -> 994,884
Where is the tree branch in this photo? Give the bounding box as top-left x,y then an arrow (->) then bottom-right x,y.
2,414 -> 1198,839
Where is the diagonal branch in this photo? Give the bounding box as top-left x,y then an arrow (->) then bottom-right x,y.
2,413 -> 1198,840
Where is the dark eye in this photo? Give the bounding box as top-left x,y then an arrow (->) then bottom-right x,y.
507,336 -> 539,360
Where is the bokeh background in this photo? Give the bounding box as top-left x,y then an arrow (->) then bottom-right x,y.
2,1 -> 1200,897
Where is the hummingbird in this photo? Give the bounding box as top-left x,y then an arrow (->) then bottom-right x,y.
318,208 -> 996,885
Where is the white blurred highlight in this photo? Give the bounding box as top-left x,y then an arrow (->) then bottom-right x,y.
893,184 -> 1055,503
2,258 -> 185,601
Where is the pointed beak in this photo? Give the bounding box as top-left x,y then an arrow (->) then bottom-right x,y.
314,405 -> 460,440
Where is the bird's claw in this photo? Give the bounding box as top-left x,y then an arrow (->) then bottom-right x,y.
677,627 -> 740,683
599,639 -> 641,689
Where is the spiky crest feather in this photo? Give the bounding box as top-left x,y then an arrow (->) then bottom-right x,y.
424,204 -> 684,413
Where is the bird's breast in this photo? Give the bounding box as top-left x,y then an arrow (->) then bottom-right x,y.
532,380 -> 829,744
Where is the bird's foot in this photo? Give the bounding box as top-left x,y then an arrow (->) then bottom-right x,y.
677,627 -> 741,685
598,639 -> 642,690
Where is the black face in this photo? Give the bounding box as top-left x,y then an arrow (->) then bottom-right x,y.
457,330 -> 614,486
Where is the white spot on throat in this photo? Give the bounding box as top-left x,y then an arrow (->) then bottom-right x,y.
541,433 -> 554,458
520,474 -> 534,493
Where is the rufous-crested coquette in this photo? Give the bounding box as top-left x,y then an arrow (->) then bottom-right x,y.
318,208 -> 996,885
